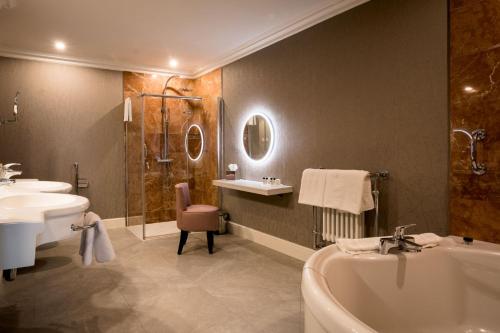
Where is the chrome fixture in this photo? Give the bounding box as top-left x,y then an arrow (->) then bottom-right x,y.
73,162 -> 89,195
369,170 -> 389,236
1,91 -> 20,126
0,163 -> 22,180
71,223 -> 96,231
0,179 -> 15,186
452,128 -> 486,175
140,76 -> 203,165
71,212 -> 97,231
158,75 -> 179,164
379,224 -> 422,255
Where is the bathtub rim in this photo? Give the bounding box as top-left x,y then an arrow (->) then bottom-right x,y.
301,236 -> 500,333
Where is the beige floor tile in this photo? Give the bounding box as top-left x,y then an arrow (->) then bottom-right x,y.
0,229 -> 304,332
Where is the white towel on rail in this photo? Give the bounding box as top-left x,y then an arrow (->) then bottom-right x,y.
323,169 -> 374,214
298,168 -> 327,207
94,218 -> 116,263
124,97 -> 132,122
336,233 -> 442,254
79,212 -> 116,265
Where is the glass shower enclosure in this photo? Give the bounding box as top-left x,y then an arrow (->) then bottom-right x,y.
125,91 -> 203,240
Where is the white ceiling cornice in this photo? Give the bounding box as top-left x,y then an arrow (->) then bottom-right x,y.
0,0 -> 368,78
192,0 -> 369,78
0,48 -> 191,77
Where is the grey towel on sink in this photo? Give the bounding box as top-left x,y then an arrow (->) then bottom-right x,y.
94,219 -> 116,263
79,212 -> 115,265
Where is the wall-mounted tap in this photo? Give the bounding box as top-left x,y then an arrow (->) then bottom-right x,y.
0,163 -> 22,180
379,224 -> 423,255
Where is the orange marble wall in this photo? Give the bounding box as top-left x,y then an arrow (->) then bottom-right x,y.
450,0 -> 500,243
123,69 -> 220,224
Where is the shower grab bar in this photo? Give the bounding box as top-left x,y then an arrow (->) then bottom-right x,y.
452,128 -> 486,175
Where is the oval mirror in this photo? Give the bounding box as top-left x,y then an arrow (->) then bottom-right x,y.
185,124 -> 204,161
242,114 -> 274,161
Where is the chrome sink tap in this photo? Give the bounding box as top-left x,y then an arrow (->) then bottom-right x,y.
0,163 -> 22,180
379,224 -> 423,255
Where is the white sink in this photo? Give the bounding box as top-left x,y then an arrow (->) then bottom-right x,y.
0,193 -> 87,216
7,180 -> 72,193
0,192 -> 89,270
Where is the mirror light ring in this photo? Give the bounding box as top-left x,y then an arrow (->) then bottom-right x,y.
241,112 -> 275,162
185,123 -> 204,162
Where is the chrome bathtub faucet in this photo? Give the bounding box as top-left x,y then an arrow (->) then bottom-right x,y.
379,224 -> 423,255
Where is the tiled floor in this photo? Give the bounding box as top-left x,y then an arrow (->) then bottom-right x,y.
127,221 -> 180,240
0,228 -> 304,332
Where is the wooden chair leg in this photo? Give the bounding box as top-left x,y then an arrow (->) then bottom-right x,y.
207,231 -> 214,254
178,230 -> 189,255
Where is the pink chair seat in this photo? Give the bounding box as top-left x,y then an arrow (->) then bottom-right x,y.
175,183 -> 219,254
186,205 -> 218,213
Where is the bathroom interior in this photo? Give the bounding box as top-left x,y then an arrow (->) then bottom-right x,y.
0,0 -> 498,332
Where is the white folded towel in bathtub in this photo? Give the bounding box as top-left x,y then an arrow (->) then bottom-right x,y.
336,233 -> 442,254
79,212 -> 116,265
323,169 -> 374,214
298,169 -> 327,207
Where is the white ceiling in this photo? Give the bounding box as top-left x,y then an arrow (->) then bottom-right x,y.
0,0 -> 367,78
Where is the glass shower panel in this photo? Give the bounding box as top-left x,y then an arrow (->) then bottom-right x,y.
124,70 -> 221,240
125,95 -> 144,229
142,95 -> 191,226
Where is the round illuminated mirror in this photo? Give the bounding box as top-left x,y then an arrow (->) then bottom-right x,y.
185,124 -> 204,161
242,114 -> 274,161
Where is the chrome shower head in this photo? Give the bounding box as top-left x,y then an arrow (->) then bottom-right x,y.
163,75 -> 180,94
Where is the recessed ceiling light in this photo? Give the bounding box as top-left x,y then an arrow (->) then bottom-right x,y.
54,40 -> 66,51
152,74 -> 157,78
169,58 -> 178,68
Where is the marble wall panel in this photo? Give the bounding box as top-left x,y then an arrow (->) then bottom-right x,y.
450,0 -> 500,243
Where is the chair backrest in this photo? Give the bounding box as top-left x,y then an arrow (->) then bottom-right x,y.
175,183 -> 191,222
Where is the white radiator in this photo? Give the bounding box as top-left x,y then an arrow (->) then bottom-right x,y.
322,208 -> 365,242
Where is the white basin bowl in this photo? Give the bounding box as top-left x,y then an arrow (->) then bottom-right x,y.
0,193 -> 89,270
7,180 -> 72,193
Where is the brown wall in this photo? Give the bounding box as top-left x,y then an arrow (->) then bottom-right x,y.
449,0 -> 500,243
221,0 -> 449,247
0,57 -> 124,219
123,70 -> 220,224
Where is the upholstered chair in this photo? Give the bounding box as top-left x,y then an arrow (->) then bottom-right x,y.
175,183 -> 219,254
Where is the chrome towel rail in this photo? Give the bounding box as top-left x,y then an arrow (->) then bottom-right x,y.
71,223 -> 96,231
311,169 -> 390,249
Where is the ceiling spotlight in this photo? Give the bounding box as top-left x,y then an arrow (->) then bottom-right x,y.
169,58 -> 178,68
54,41 -> 66,51
152,74 -> 158,78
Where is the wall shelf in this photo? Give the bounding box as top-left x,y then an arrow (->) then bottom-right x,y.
212,179 -> 293,196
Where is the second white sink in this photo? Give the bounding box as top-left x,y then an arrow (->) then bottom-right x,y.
7,180 -> 72,194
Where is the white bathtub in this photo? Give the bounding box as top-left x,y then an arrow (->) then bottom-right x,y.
302,237 -> 500,333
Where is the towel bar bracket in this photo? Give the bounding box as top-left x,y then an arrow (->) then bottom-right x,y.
71,223 -> 96,231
